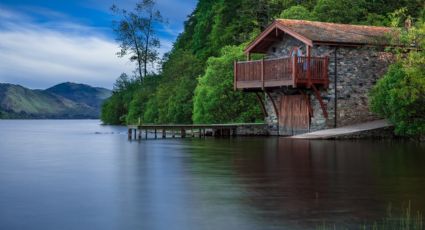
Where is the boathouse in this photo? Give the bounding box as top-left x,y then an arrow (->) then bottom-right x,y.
234,19 -> 396,136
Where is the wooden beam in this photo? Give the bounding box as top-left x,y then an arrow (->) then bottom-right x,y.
311,84 -> 328,119
292,54 -> 297,87
276,23 -> 313,46
299,90 -> 313,118
245,20 -> 313,54
265,91 -> 279,118
255,92 -> 268,118
306,45 -> 312,88
261,58 -> 264,90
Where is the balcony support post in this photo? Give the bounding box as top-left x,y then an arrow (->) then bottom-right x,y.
292,54 -> 298,87
311,84 -> 328,119
261,58 -> 265,90
306,45 -> 312,88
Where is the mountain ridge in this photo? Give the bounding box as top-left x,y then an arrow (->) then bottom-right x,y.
0,82 -> 112,119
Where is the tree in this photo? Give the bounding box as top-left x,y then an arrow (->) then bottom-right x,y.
143,49 -> 203,124
113,73 -> 131,92
192,45 -> 262,124
313,0 -> 367,24
279,5 -> 313,20
111,0 -> 165,82
369,21 -> 425,136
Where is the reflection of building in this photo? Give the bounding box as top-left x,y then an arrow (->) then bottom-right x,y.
234,19 -> 396,135
230,139 -> 425,228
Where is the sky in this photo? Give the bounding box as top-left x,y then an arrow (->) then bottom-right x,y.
0,0 -> 197,89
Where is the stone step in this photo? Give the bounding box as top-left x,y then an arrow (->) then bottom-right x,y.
291,119 -> 392,139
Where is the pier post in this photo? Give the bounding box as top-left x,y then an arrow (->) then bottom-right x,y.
133,129 -> 137,140
232,128 -> 237,137
128,129 -> 132,140
172,129 -> 175,138
181,129 -> 186,138
199,128 -> 202,138
154,129 -> 157,139
138,129 -> 142,140
145,129 -> 148,139
162,129 -> 166,138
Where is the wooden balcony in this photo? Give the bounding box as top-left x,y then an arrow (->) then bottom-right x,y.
234,56 -> 329,90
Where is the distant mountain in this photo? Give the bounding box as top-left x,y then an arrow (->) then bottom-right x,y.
0,82 -> 112,119
46,82 -> 112,111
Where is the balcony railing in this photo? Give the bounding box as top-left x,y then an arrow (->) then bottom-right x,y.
234,56 -> 329,90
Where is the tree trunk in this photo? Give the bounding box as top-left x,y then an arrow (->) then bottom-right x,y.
138,58 -> 143,83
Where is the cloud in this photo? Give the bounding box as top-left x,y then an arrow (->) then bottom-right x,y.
0,4 -> 179,89
0,29 -> 134,89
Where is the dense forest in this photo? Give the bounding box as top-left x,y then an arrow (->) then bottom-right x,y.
101,0 -> 425,129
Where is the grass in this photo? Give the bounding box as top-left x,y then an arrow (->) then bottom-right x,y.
317,201 -> 423,230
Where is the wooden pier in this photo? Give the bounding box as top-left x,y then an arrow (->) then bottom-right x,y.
127,123 -> 267,140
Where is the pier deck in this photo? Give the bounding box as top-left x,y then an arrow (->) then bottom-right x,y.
127,123 -> 267,140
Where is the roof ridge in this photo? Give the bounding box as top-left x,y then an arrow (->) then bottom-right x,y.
276,19 -> 392,30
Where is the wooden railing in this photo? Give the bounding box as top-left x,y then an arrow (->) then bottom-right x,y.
234,56 -> 329,89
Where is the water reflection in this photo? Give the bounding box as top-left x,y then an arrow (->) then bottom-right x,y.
0,120 -> 424,230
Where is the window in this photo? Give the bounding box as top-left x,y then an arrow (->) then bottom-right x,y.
291,47 -> 304,57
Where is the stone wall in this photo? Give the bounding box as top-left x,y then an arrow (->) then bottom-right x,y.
262,34 -> 394,135
236,124 -> 269,136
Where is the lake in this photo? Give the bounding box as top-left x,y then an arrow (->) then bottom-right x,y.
0,120 -> 424,229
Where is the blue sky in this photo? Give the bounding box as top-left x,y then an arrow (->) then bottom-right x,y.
0,0 -> 197,89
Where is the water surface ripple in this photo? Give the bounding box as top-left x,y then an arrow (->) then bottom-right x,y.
0,120 -> 424,229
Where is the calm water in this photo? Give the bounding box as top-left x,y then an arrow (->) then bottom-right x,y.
0,120 -> 424,230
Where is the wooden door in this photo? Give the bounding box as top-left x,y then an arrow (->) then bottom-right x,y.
279,94 -> 310,135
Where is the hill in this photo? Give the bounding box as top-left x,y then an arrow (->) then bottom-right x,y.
0,83 -> 111,119
46,82 -> 112,111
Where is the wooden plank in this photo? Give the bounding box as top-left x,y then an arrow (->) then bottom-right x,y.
279,95 -> 310,135
234,61 -> 237,91
261,58 -> 264,89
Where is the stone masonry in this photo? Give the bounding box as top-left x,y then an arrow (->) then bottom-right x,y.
263,34 -> 394,135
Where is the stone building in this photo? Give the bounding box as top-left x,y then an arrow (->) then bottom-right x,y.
234,19 -> 396,135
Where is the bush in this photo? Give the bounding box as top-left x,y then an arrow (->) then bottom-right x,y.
370,58 -> 425,136
192,45 -> 262,124
369,21 -> 425,137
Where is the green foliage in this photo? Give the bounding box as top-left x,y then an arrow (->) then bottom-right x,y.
111,0 -> 165,80
102,0 -> 425,126
101,75 -> 141,125
142,49 -> 203,124
370,21 -> 425,136
280,5 -> 313,20
313,0 -> 367,24
193,45 -> 262,123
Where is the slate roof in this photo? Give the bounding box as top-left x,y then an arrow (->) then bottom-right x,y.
245,19 -> 398,53
275,19 -> 396,45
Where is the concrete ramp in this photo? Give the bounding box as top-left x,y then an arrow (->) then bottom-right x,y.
292,120 -> 392,139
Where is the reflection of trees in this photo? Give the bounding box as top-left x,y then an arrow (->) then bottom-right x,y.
228,139 -> 425,228
116,138 -> 425,229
